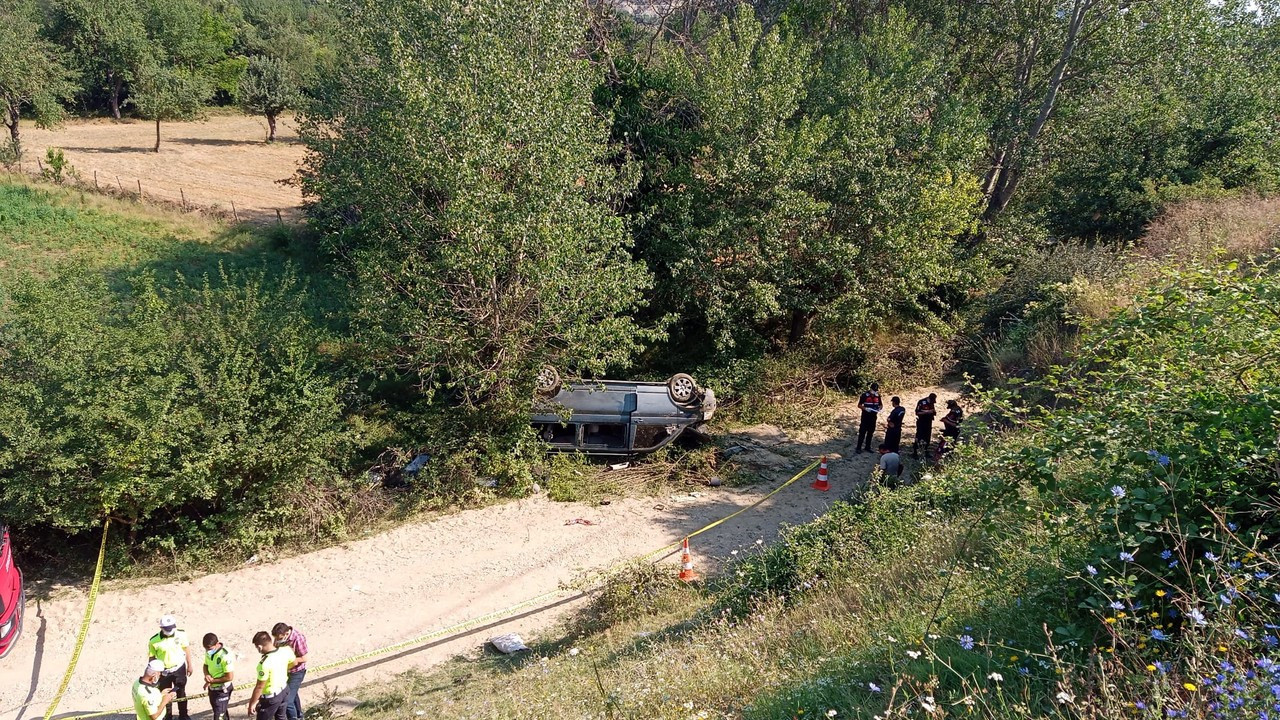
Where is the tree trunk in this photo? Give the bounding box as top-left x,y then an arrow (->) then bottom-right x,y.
982,0 -> 1093,222
109,72 -> 123,120
5,99 -> 19,147
788,309 -> 814,346
267,113 -> 277,143
153,118 -> 161,152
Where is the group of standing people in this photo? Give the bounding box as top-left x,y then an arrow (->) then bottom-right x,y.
852,383 -> 964,477
132,616 -> 309,720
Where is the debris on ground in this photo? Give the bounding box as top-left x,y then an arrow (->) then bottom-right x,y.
606,462 -> 631,471
564,518 -> 596,526
489,633 -> 530,654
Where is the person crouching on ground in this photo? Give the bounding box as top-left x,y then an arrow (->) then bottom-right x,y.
877,444 -> 904,487
247,631 -> 295,720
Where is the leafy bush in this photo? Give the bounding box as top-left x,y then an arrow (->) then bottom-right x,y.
0,266 -> 354,555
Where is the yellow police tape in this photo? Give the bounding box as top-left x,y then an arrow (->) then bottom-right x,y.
42,519 -> 111,720
53,459 -> 821,720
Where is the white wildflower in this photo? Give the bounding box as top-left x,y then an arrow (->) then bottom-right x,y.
920,696 -> 937,713
826,711 -> 838,718
987,672 -> 1004,682
1055,691 -> 1075,705
568,647 -> 580,656
906,650 -> 921,660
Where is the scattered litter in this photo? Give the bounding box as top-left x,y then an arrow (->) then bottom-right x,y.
245,555 -> 259,565
479,478 -> 499,488
531,482 -> 542,494
653,504 -> 666,511
564,518 -> 596,526
606,462 -> 631,471
690,491 -> 701,498
708,476 -> 722,487
568,647 -> 580,656
404,453 -> 431,475
489,633 -> 530,654
721,445 -> 749,458
350,585 -> 363,594
598,499 -> 611,506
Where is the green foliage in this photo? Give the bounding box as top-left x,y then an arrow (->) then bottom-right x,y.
301,0 -> 651,451
237,54 -> 298,139
0,0 -> 77,152
50,0 -> 150,116
39,147 -> 76,183
628,8 -> 982,363
130,63 -> 210,149
0,266 -> 353,548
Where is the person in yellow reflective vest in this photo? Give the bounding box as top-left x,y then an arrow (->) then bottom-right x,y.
247,630 -> 296,720
202,633 -> 236,720
148,615 -> 195,720
133,660 -> 177,720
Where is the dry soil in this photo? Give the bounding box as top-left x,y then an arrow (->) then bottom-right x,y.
0,384 -> 959,720
19,114 -> 304,224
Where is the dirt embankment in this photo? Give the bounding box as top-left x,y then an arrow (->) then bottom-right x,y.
0,383 -> 959,720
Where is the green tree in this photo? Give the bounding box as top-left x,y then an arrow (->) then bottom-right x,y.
0,268 -> 351,545
51,0 -> 148,119
0,1 -> 77,157
238,55 -> 298,141
626,8 -> 981,360
130,64 -> 208,151
300,0 -> 650,448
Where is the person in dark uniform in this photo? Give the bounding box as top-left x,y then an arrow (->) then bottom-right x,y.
883,397 -> 905,453
912,393 -> 937,458
941,399 -> 964,442
855,383 -> 883,454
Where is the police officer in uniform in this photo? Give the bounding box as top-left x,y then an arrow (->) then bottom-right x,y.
149,615 -> 195,720
248,630 -> 296,720
855,383 -> 883,454
913,393 -> 938,458
203,633 -> 236,720
133,660 -> 177,720
941,399 -> 964,442
883,397 -> 905,453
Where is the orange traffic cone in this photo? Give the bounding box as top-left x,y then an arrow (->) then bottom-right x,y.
678,537 -> 698,581
811,455 -> 830,491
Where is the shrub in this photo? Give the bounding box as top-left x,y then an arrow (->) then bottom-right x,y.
0,266 -> 354,555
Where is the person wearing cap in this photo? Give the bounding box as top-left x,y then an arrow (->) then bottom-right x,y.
133,660 -> 177,720
271,623 -> 309,720
912,393 -> 938,458
883,396 -> 905,453
203,633 -> 235,720
149,615 -> 195,720
248,631 -> 296,720
855,382 -> 883,454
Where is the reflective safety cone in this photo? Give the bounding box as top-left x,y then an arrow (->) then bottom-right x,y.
678,537 -> 698,582
811,455 -> 830,491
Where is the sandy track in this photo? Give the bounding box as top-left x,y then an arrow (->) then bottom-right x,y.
0,384 -> 958,720
20,115 -> 304,224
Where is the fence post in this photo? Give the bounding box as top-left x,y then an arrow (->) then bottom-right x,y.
276,209 -> 283,225
231,200 -> 239,223
117,176 -> 124,192
94,170 -> 99,190
137,179 -> 142,200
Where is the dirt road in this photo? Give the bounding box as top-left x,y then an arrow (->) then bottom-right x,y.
0,384 -> 958,720
21,115 -> 304,224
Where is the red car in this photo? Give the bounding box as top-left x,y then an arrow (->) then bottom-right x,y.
0,524 -> 23,659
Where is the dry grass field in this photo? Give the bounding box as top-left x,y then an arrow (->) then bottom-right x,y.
20,112 -> 305,222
